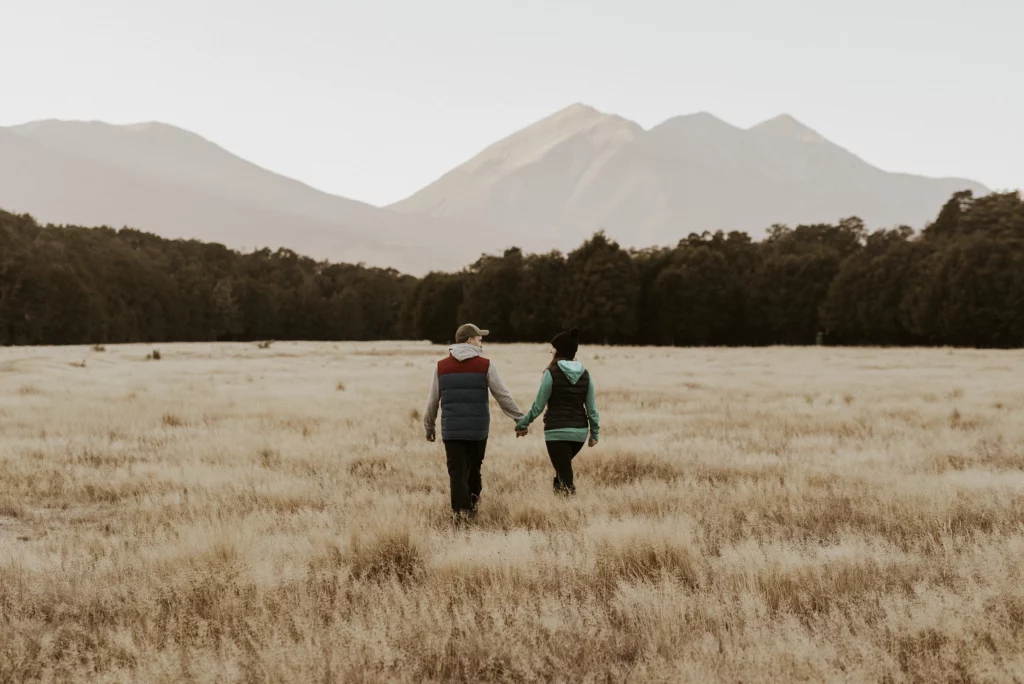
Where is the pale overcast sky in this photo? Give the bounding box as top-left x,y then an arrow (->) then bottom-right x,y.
2,0 -> 1020,205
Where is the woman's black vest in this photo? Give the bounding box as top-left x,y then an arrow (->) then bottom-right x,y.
543,364 -> 590,430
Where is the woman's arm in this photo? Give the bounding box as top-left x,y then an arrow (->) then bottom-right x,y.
516,371 -> 553,431
585,378 -> 600,443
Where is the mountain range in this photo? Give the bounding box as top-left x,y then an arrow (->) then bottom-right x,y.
392,104 -> 988,249
0,105 -> 988,273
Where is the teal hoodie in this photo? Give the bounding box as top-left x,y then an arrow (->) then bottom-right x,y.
516,360 -> 600,442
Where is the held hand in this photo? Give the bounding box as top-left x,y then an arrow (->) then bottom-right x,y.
588,438 -> 598,448
516,427 -> 529,438
426,433 -> 436,443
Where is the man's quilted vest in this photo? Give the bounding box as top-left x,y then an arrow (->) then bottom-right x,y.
543,364 -> 590,431
438,355 -> 491,441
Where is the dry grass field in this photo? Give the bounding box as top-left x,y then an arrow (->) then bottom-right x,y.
1,342 -> 1023,683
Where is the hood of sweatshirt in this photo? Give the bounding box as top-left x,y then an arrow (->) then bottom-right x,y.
556,360 -> 586,384
449,343 -> 483,362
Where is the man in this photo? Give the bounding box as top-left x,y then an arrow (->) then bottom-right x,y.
424,323 -> 526,521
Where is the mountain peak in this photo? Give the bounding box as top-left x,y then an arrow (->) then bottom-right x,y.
668,111 -> 731,124
123,121 -> 195,135
750,114 -> 825,142
541,102 -> 639,132
651,111 -> 740,134
545,102 -> 640,127
458,103 -> 640,174
555,102 -> 602,117
12,118 -> 207,144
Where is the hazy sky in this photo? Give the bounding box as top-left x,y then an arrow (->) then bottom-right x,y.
2,0 -> 1020,205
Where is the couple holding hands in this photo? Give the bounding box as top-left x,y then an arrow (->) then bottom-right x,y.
424,324 -> 601,520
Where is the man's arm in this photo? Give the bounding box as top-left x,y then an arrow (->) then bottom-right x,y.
487,364 -> 525,422
424,368 -> 440,441
516,370 -> 552,431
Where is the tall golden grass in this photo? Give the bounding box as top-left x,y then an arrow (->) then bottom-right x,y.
1,342 -> 1023,682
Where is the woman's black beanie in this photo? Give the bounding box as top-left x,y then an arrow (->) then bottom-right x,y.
551,328 -> 580,359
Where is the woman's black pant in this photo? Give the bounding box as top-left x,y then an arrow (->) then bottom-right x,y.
545,440 -> 584,494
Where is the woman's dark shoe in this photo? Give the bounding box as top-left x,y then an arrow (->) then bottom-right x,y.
553,476 -> 576,496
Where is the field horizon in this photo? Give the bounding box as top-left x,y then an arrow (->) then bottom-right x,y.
2,341 -> 1023,682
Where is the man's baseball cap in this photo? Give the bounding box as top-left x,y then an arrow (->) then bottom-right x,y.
455,323 -> 489,343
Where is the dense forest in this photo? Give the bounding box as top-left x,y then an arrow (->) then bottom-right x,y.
1,190 -> 1022,348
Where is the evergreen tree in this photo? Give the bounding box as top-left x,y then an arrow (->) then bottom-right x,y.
460,248 -> 525,341
512,251 -> 569,342
411,272 -> 464,344
821,227 -> 926,345
565,233 -> 638,344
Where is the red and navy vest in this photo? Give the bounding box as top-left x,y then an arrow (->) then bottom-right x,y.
438,355 -> 491,441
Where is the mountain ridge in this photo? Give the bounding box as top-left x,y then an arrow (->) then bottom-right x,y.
1,106 -> 990,273
391,104 -> 987,249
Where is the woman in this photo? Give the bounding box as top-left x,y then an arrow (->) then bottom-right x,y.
516,328 -> 600,495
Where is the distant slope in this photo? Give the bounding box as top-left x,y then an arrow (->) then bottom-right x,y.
0,122 -> 488,274
391,104 -> 989,249
8,120 -> 383,225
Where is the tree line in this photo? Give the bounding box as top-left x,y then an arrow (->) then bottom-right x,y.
1,190 -> 1021,348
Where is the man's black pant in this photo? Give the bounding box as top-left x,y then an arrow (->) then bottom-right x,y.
444,439 -> 487,513
546,440 -> 584,494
